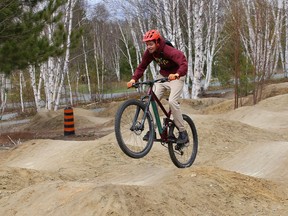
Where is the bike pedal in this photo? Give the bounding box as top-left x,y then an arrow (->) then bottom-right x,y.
175,143 -> 189,151
143,131 -> 156,141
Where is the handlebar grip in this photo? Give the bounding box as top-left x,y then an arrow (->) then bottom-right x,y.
132,83 -> 139,88
161,77 -> 169,82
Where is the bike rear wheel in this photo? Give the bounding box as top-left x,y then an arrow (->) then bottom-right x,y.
115,99 -> 154,158
168,114 -> 198,168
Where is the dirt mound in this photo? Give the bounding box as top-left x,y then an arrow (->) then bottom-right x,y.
224,94 -> 288,135
1,82 -> 288,215
23,108 -> 113,131
262,81 -> 288,98
180,98 -> 227,114
201,81 -> 288,115
94,101 -> 123,117
1,134 -> 288,215
16,108 -> 114,140
217,141 -> 288,184
1,166 -> 287,216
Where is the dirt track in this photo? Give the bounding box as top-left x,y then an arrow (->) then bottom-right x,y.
1,83 -> 288,215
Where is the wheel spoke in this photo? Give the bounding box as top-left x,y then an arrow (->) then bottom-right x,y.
115,99 -> 154,158
168,114 -> 198,168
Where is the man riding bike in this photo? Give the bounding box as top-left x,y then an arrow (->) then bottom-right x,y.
127,29 -> 188,150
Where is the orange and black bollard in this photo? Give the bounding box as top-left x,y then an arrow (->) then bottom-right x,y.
64,106 -> 75,136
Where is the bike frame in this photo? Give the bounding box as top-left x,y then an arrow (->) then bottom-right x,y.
137,80 -> 174,142
116,78 -> 198,168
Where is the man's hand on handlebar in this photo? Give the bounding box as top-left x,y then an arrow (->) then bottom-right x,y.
127,79 -> 136,88
168,73 -> 179,81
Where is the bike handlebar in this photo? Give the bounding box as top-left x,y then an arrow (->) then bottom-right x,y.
132,77 -> 169,88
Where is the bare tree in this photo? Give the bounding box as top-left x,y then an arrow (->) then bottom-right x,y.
55,0 -> 77,110
203,0 -> 223,91
228,0 -> 243,108
240,0 -> 283,104
9,0 -> 287,114
81,34 -> 92,100
118,22 -> 134,76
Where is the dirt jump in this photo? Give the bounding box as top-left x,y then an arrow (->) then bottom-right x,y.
1,82 -> 288,215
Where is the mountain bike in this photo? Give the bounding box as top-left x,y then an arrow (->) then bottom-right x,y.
114,77 -> 198,168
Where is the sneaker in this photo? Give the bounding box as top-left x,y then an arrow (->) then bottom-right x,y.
175,130 -> 188,150
143,131 -> 156,141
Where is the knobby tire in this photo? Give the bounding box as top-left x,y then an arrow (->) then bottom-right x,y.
168,114 -> 198,168
114,99 -> 154,158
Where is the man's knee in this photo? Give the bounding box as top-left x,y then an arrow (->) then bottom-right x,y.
168,99 -> 179,109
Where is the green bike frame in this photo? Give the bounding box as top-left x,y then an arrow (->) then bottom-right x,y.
142,88 -> 172,136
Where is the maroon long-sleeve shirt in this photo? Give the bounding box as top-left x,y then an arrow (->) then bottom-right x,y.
132,38 -> 188,81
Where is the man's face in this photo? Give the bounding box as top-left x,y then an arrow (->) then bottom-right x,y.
145,41 -> 157,53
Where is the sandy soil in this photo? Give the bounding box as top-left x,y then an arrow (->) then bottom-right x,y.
1,82 -> 288,215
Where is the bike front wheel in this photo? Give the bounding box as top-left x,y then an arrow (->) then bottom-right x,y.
168,114 -> 198,168
114,99 -> 154,158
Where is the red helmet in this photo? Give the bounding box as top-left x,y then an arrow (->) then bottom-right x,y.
143,29 -> 161,42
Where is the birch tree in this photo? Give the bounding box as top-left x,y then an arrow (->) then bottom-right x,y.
81,35 -> 92,100
182,0 -> 193,99
0,0 -> 66,74
272,0 -> 284,76
146,0 -> 189,90
192,0 -> 205,99
285,0 -> 288,77
0,74 -> 7,118
119,23 -> 135,76
1,0 -> 65,113
90,3 -> 115,98
128,16 -> 141,67
123,0 -> 158,80
28,65 -> 42,111
19,71 -> 25,112
112,45 -> 121,81
93,35 -> 101,94
240,0 -> 283,104
11,0 -> 68,112
203,0 -> 222,90
55,0 -> 77,110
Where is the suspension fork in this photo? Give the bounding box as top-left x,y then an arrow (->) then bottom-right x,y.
130,95 -> 153,131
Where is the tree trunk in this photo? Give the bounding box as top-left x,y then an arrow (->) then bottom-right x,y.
82,35 -> 92,100
119,23 -> 134,75
285,0 -> 288,77
204,0 -> 221,91
0,74 -> 7,118
241,0 -> 282,104
19,71 -> 25,112
93,36 -> 101,94
28,65 -> 41,111
192,0 -> 205,99
55,0 -> 75,110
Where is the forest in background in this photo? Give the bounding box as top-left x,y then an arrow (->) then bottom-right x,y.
1,0 -> 288,115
